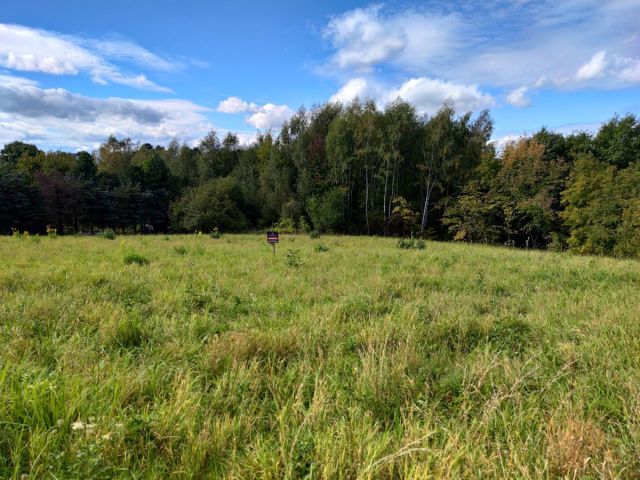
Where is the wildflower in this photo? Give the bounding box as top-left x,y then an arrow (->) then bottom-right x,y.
71,421 -> 85,430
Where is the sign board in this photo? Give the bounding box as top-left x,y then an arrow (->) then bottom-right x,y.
267,231 -> 279,244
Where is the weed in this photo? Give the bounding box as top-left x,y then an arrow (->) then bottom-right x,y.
285,248 -> 303,267
314,243 -> 329,253
124,252 -> 149,266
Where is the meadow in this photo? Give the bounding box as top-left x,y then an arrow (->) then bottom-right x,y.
1,233 -> 640,479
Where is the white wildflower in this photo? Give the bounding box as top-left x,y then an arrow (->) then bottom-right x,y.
71,421 -> 85,431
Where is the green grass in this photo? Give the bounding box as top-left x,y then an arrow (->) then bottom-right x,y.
1,234 -> 640,478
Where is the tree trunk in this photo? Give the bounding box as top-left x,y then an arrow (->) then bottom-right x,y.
421,179 -> 434,233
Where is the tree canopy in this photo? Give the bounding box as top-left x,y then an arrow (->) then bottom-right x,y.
1,102 -> 639,258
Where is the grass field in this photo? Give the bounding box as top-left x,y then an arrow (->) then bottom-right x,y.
2,234 -> 640,478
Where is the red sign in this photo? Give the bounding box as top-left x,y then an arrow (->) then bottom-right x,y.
267,231 -> 279,244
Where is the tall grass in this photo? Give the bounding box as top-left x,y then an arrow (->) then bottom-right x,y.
1,234 -> 640,478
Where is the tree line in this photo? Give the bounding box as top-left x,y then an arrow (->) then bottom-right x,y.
1,100 -> 639,257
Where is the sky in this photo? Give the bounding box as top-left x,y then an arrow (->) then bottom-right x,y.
1,0 -> 639,151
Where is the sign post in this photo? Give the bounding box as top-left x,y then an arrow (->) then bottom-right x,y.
267,231 -> 279,255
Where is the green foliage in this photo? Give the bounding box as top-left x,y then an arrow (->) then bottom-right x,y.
170,177 -> 248,233
274,217 -> 296,233
389,196 -> 418,236
1,108 -> 639,264
209,227 -> 221,239
309,229 -> 321,239
562,154 -> 640,257
397,237 -> 426,250
314,243 -> 329,252
307,187 -> 346,232
284,248 -> 303,267
174,246 -> 188,255
123,252 -> 149,266
100,228 -> 116,240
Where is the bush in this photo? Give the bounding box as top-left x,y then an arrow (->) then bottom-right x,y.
309,229 -> 321,239
170,177 -> 248,233
100,228 -> 116,240
209,227 -> 221,239
307,187 -> 346,233
124,252 -> 149,266
285,249 -> 303,268
174,246 -> 188,255
397,238 -> 415,249
314,243 -> 329,253
397,237 -> 426,250
298,216 -> 310,233
275,217 -> 296,234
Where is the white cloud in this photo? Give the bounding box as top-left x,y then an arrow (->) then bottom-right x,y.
506,86 -> 530,107
217,96 -> 293,130
323,5 -> 460,72
0,23 -> 174,92
329,78 -> 377,104
88,38 -> 176,71
491,121 -> 603,151
387,77 -> 495,114
217,96 -> 255,113
490,134 -> 526,151
618,57 -> 640,83
246,103 -> 294,130
0,75 -> 212,150
329,76 -> 494,115
576,51 -> 608,81
322,2 -> 640,103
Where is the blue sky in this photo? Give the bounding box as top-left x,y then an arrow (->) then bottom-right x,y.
1,0 -> 639,150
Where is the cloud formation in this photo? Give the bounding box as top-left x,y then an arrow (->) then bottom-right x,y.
0,75 -> 212,150
0,23 -> 174,92
323,5 -> 460,72
576,51 -> 608,81
322,2 -> 640,106
217,96 -> 293,130
506,86 -> 530,108
329,77 -> 494,115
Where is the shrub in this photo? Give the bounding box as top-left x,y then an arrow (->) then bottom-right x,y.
209,227 -> 221,239
170,177 -> 248,233
124,253 -> 149,266
297,216 -> 310,233
275,218 -> 296,234
397,237 -> 426,250
397,238 -> 415,249
285,249 -> 303,268
309,229 -> 321,239
174,246 -> 188,255
46,226 -> 57,238
314,243 -> 329,253
307,187 -> 346,233
100,228 -> 116,240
